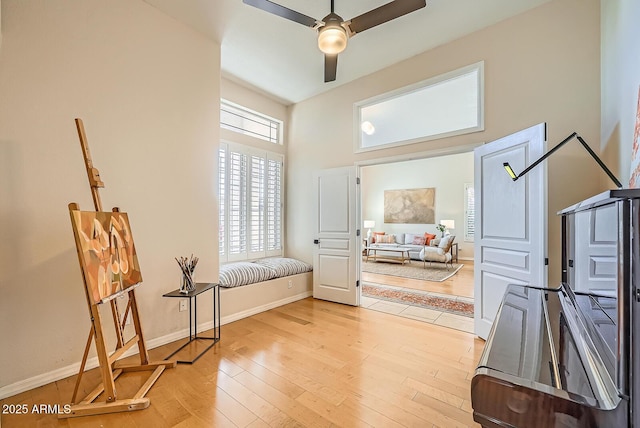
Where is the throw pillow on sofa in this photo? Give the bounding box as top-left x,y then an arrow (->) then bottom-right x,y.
423,233 -> 436,246
372,231 -> 385,243
378,234 -> 396,244
404,233 -> 417,245
412,236 -> 426,245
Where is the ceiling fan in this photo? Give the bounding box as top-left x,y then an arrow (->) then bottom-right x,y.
243,0 -> 427,82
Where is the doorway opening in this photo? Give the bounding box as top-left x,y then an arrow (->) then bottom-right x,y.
358,150 -> 475,333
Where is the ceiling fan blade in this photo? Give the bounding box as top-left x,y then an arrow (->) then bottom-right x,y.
243,0 -> 317,28
324,54 -> 338,82
347,0 -> 426,35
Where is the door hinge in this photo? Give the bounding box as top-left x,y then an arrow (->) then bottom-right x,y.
635,288 -> 640,303
356,177 -> 360,185
356,280 -> 360,288
357,229 -> 361,236
545,258 -> 549,266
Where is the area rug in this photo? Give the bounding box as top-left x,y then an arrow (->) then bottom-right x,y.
362,283 -> 474,318
362,260 -> 463,282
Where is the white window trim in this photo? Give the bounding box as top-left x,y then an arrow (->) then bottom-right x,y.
218,141 -> 284,263
221,99 -> 284,145
353,61 -> 484,153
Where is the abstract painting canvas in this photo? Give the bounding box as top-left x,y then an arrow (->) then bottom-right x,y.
630,86 -> 640,188
70,210 -> 142,305
384,188 -> 435,224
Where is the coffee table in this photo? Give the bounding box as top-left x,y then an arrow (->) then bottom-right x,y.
365,246 -> 411,265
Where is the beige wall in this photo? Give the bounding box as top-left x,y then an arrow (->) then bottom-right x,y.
601,0 -> 640,182
361,152 -> 475,259
0,0 -> 220,390
287,0 -> 602,286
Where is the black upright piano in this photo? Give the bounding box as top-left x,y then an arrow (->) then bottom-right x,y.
472,189 -> 640,427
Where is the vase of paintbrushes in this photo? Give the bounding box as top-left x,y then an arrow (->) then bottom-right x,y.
176,255 -> 198,293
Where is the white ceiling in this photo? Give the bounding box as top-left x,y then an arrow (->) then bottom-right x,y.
143,0 -> 551,105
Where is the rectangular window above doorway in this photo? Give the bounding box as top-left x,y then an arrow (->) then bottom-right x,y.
354,62 -> 484,153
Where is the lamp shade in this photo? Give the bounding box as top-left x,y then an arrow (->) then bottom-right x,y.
441,219 -> 455,230
317,15 -> 348,54
363,220 -> 375,229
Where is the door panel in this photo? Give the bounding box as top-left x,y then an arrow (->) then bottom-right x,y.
474,123 -> 547,339
313,167 -> 359,305
573,204 -> 617,296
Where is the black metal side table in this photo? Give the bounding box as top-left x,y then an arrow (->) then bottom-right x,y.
162,282 -> 220,364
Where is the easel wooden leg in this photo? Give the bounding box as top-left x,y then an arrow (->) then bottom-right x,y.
71,326 -> 94,404
110,300 -> 125,349
128,288 -> 149,364
91,304 -> 117,403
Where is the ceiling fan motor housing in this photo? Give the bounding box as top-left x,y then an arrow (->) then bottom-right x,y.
317,12 -> 348,54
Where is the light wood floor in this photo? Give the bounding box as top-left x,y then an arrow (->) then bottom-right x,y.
1,297 -> 485,427
362,260 -> 475,299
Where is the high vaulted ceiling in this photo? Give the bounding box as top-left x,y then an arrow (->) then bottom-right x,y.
143,0 -> 551,105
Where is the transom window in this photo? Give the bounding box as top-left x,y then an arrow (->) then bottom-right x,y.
221,99 -> 283,144
218,142 -> 283,262
355,62 -> 484,152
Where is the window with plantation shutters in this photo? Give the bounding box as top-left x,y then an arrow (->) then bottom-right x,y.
266,157 -> 282,251
464,183 -> 475,242
228,149 -> 247,257
219,142 -> 283,262
218,149 -> 226,259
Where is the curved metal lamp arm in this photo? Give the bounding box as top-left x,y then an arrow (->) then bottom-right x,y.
503,132 -> 622,188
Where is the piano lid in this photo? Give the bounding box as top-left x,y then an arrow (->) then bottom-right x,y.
476,285 -> 618,410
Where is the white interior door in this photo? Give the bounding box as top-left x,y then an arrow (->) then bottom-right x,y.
474,123 -> 548,339
573,204 -> 618,296
312,166 -> 359,306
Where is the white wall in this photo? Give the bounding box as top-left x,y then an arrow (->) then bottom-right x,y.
601,0 -> 640,182
0,0 -> 220,392
361,152 -> 474,259
287,0 -> 602,285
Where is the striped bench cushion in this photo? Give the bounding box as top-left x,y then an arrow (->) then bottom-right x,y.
219,262 -> 277,288
252,257 -> 313,278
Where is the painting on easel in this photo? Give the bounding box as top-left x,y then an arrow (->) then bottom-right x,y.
630,85 -> 640,188
70,210 -> 142,305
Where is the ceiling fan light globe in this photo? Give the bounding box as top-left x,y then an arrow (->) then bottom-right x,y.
318,25 -> 348,54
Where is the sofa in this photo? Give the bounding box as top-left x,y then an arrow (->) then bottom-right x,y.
366,232 -> 456,268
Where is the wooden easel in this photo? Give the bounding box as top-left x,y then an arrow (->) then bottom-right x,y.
62,119 -> 175,418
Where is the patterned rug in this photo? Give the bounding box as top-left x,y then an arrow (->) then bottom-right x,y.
362,283 -> 474,318
362,260 -> 463,282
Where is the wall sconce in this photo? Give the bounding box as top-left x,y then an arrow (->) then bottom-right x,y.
503,132 -> 622,188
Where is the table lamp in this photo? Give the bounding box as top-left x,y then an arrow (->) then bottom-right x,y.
441,219 -> 455,236
363,220 -> 375,241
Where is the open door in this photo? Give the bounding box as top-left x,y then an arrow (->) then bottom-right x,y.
312,166 -> 359,306
474,123 -> 548,339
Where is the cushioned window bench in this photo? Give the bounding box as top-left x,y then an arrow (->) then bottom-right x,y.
217,257 -> 313,323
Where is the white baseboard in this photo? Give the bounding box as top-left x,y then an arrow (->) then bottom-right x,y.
0,291 -> 312,401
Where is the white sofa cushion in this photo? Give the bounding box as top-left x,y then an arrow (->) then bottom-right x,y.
404,233 -> 417,245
